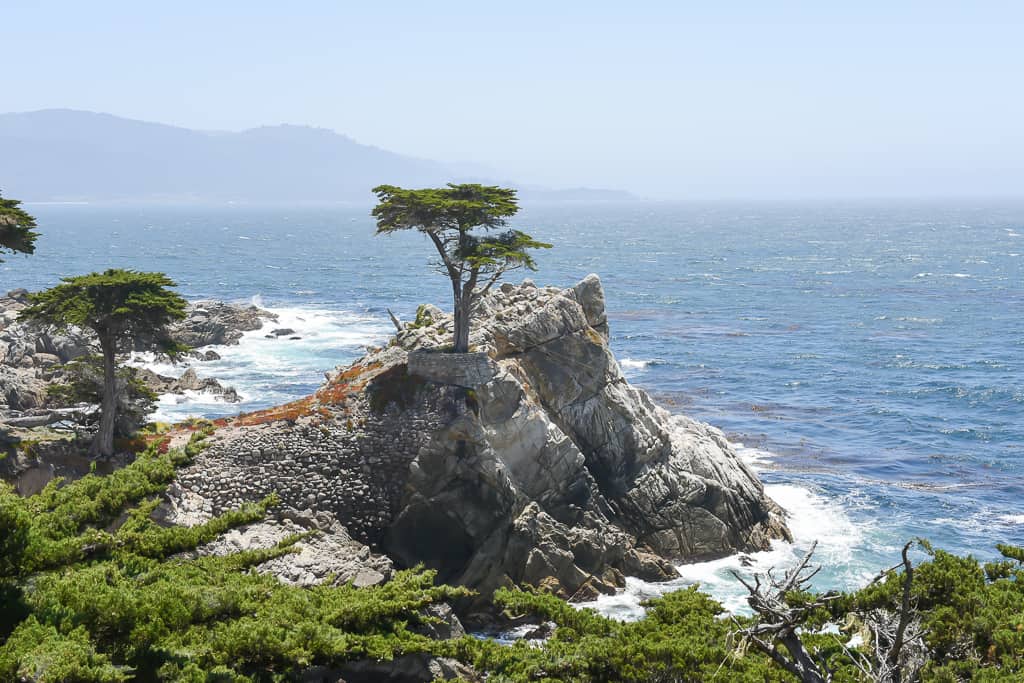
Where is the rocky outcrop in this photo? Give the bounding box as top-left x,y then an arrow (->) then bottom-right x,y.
134,367 -> 240,403
170,275 -> 789,603
160,300 -> 277,349
163,497 -> 393,588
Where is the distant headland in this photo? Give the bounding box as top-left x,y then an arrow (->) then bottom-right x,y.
0,109 -> 637,203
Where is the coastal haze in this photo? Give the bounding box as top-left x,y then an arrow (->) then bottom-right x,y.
0,109 -> 632,202
4,3 -> 1024,200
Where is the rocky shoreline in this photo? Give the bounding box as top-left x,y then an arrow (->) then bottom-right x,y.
0,291 -> 278,491
0,274 -> 794,679
0,290 -> 274,416
163,274 -> 789,617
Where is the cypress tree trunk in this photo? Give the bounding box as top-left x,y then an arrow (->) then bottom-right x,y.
450,273 -> 474,353
452,270 -> 478,354
90,334 -> 118,457
453,298 -> 471,353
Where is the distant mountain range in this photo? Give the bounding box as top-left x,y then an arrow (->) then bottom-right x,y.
0,109 -> 634,203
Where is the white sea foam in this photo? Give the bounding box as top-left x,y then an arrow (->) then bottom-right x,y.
581,480 -> 868,619
132,301 -> 390,423
620,358 -> 650,371
915,272 -> 973,279
579,441 -> 874,620
732,442 -> 776,469
895,317 -> 942,324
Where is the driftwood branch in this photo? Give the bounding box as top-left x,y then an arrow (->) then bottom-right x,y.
888,542 -> 915,674
730,540 -> 836,683
386,308 -> 403,332
732,540 -> 925,683
855,541 -> 924,683
1,406 -> 97,429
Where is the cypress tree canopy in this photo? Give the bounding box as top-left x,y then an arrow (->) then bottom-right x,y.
20,269 -> 187,348
371,183 -> 551,352
0,190 -> 39,260
20,269 -> 188,456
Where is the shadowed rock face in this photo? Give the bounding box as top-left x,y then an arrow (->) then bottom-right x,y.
170,275 -> 790,602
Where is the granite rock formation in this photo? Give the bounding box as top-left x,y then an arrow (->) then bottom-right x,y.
170,275 -> 789,602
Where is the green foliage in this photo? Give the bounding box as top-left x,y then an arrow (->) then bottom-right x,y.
4,427 -> 1024,681
0,489 -> 32,578
0,617 -> 127,683
454,586 -> 788,682
372,183 -> 551,352
405,304 -> 437,330
21,269 -> 188,455
453,542 -> 1024,683
372,183 -> 520,236
0,190 -> 39,260
183,421 -> 216,457
0,443 -> 470,681
20,270 -> 187,352
371,183 -> 551,280
821,543 -> 1024,678
458,229 -> 552,271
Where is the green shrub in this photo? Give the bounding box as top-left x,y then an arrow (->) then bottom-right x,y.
4,439 -> 1024,682
0,443 -> 469,681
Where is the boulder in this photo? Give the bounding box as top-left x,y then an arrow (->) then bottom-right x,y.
178,506 -> 394,588
0,365 -> 48,410
134,367 -> 241,403
153,300 -> 277,349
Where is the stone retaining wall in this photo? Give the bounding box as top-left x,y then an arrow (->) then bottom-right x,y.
174,388 -> 458,544
407,350 -> 495,388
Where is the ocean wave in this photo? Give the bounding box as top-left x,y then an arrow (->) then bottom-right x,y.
732,443 -> 777,469
620,358 -> 650,371
150,389 -> 250,423
997,514 -> 1024,526
914,272 -> 973,279
580,442 -> 876,620
894,317 -> 943,324
133,300 -> 390,423
580,480 -> 872,620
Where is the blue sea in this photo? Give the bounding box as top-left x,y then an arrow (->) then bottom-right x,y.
7,200 -> 1023,616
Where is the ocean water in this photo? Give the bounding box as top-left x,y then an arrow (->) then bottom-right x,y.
6,200 -> 1023,616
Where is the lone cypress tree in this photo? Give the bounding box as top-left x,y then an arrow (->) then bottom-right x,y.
0,190 -> 39,260
372,183 -> 551,352
20,270 -> 187,456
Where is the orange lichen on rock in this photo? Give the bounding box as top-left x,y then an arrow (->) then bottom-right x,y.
314,360 -> 384,406
155,358 -> 392,432
233,396 -> 315,427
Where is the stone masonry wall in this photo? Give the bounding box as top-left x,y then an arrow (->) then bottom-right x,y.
175,386 -> 456,545
407,350 -> 495,389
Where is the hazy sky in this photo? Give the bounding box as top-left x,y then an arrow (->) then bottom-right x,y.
5,1 -> 1024,199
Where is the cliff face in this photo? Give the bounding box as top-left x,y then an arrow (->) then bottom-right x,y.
169,275 -> 789,601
